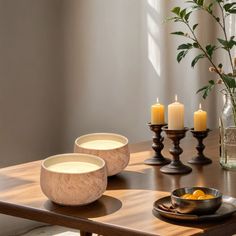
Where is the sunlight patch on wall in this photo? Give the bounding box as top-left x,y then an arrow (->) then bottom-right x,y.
148,33 -> 160,76
147,0 -> 160,14
147,14 -> 159,40
147,12 -> 160,76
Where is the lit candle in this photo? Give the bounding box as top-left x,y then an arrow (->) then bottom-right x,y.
194,104 -> 207,131
151,98 -> 165,124
168,95 -> 184,130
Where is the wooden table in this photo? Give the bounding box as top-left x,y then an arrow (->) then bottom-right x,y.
0,130 -> 236,236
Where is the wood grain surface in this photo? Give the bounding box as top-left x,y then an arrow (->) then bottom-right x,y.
0,130 -> 236,236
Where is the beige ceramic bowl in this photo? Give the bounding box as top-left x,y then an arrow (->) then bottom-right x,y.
40,153 -> 107,206
74,133 -> 130,176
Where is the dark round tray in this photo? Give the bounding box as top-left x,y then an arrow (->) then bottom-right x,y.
153,195 -> 236,222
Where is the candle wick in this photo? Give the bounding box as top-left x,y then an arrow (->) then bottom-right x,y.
175,94 -> 178,102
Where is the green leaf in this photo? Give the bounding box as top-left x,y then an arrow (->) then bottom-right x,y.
180,8 -> 187,18
224,3 -> 236,14
196,80 -> 215,99
177,43 -> 193,50
222,74 -> 236,88
177,50 -> 188,63
171,31 -> 185,36
205,44 -> 217,58
197,0 -> 204,6
196,85 -> 208,94
207,3 -> 213,14
218,37 -> 236,50
171,7 -> 181,15
209,80 -> 215,85
185,11 -> 192,21
228,9 -> 236,14
191,54 -> 205,67
218,38 -> 228,48
193,23 -> 198,31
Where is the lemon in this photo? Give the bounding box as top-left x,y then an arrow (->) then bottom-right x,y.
193,189 -> 205,198
204,194 -> 215,199
181,193 -> 192,199
197,195 -> 207,200
185,194 -> 198,200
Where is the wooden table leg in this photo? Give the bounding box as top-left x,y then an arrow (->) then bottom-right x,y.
80,231 -> 92,236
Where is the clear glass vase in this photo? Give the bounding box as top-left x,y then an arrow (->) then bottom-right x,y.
220,92 -> 236,170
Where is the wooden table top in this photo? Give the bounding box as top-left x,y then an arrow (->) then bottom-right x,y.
0,130 -> 236,236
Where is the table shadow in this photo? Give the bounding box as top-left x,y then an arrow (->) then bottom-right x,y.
0,174 -> 33,192
107,155 -> 218,193
44,194 -> 122,218
107,169 -> 184,193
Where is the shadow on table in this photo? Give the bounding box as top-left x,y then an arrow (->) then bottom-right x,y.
107,169 -> 187,193
0,174 -> 34,192
44,194 -> 122,218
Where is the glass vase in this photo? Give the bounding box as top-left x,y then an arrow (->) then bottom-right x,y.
220,92 -> 236,170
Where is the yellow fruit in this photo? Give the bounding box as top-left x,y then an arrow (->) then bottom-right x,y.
193,189 -> 205,198
197,195 -> 206,200
185,194 -> 198,200
204,194 -> 215,199
181,193 -> 192,199
197,194 -> 215,200
180,190 -> 215,200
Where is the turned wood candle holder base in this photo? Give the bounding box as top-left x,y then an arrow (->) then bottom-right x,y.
188,128 -> 212,165
144,123 -> 171,166
160,127 -> 192,175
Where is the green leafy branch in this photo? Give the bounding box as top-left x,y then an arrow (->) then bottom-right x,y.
169,0 -> 236,101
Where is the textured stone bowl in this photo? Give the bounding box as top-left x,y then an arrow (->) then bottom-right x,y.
74,133 -> 130,176
40,153 -> 107,206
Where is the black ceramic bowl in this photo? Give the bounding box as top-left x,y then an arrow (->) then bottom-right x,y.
171,187 -> 222,215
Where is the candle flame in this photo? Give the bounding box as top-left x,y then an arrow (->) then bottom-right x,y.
156,97 -> 159,103
175,94 -> 178,102
199,103 -> 202,110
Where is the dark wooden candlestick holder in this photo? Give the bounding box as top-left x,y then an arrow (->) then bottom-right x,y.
144,123 -> 171,165
188,128 -> 212,165
160,127 -> 192,174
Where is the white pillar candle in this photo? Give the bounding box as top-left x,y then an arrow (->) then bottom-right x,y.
168,95 -> 184,130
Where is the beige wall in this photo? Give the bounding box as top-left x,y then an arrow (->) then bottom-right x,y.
0,0 -> 64,168
0,0 -> 63,234
61,0 -> 151,150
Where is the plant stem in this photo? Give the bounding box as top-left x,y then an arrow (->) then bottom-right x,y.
197,1 -> 234,72
198,5 -> 224,29
184,21 -> 221,77
217,1 -> 234,72
184,19 -> 236,125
